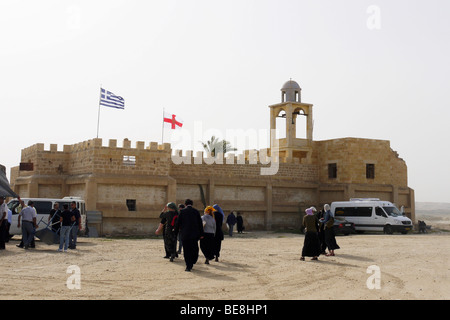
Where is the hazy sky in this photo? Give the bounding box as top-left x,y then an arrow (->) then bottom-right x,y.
1,0 -> 449,203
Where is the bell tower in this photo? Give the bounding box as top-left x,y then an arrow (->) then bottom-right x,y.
269,79 -> 313,164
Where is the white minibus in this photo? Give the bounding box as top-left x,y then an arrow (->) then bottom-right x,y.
330,198 -> 413,234
7,197 -> 86,236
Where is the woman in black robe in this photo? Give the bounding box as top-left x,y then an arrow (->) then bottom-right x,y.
300,207 -> 321,261
321,204 -> 340,256
316,209 -> 327,254
156,202 -> 179,262
212,204 -> 224,262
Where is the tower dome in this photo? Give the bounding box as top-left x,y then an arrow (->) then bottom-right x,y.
281,79 -> 301,102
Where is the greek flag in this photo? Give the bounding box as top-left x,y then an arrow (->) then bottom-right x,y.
100,88 -> 125,109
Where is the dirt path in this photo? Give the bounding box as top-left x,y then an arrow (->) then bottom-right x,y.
1,232 -> 449,300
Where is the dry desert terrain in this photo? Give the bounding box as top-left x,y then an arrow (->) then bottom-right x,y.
0,229 -> 449,300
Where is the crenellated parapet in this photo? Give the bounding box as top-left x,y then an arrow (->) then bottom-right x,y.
15,137 -> 320,181
17,138 -> 173,177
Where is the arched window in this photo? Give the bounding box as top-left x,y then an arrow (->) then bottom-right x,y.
275,110 -> 287,139
294,108 -> 307,139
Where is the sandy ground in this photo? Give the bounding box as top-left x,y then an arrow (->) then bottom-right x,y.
0,230 -> 449,300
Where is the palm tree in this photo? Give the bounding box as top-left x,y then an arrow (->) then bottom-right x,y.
200,135 -> 237,156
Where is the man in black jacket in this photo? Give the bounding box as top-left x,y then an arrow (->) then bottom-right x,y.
48,203 -> 61,235
174,199 -> 204,271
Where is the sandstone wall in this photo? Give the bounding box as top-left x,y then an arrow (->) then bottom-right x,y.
10,137 -> 415,235
313,138 -> 408,187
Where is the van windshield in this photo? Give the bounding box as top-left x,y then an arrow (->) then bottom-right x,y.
383,206 -> 402,217
7,200 -> 19,212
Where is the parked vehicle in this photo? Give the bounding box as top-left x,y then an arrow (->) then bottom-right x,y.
333,216 -> 356,235
331,198 -> 413,234
7,197 -> 86,235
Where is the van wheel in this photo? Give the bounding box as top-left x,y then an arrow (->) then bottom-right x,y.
384,225 -> 393,235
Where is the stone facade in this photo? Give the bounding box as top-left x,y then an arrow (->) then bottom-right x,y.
9,81 -> 415,235
10,136 -> 414,236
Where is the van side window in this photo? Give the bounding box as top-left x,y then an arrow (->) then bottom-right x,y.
355,207 -> 372,217
335,207 -> 372,217
335,207 -> 353,216
33,201 -> 53,215
7,201 -> 20,215
375,207 -> 386,217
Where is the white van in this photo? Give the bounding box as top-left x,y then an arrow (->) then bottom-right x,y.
7,197 -> 86,236
330,198 -> 413,234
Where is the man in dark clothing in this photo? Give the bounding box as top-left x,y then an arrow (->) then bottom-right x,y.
58,204 -> 74,252
49,203 -> 61,235
226,211 -> 237,237
69,201 -> 81,249
158,202 -> 179,262
174,199 -> 204,272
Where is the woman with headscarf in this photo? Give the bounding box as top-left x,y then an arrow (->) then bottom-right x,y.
156,202 -> 179,262
300,207 -> 321,261
200,206 -> 216,264
316,209 -> 327,255
212,204 -> 224,262
236,212 -> 244,234
321,204 -> 340,256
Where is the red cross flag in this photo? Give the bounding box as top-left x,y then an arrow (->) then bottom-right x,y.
163,111 -> 183,129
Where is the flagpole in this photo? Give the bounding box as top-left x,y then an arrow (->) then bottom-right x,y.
161,107 -> 165,144
96,86 -> 102,138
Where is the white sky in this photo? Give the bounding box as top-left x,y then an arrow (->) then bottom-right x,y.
1,0 -> 449,203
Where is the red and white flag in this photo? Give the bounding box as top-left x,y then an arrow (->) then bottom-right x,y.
163,111 -> 183,130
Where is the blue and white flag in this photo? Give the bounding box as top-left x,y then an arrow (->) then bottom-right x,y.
100,88 -> 125,109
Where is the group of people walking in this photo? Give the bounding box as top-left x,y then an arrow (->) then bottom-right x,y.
157,200 -> 339,269
157,199 -> 229,272
300,204 -> 340,261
